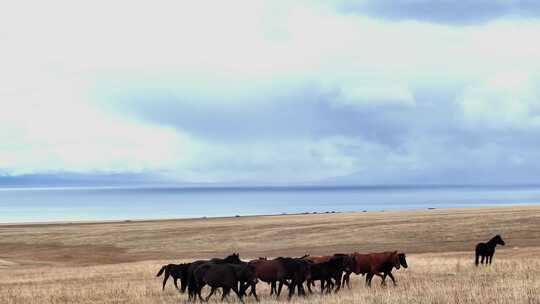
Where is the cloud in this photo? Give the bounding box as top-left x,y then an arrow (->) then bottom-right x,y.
1,1 -> 540,184
338,0 -> 540,25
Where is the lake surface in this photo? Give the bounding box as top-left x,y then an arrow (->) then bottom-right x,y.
1,185 -> 540,223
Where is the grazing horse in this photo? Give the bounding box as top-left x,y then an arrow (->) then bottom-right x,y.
156,263 -> 189,291
350,251 -> 403,287
186,253 -> 242,300
475,235 -> 505,266
193,263 -> 257,303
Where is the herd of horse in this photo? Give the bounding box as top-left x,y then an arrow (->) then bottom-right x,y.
156,235 -> 505,302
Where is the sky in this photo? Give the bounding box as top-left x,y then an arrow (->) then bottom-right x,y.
1,0 -> 540,185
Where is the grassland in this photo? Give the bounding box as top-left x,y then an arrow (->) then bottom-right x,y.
1,205 -> 540,303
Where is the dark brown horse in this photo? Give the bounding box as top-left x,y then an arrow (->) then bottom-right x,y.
305,255 -> 352,294
475,235 -> 505,266
156,263 -> 189,291
274,256 -> 312,299
350,251 -> 402,287
193,263 -> 257,303
186,253 -> 242,300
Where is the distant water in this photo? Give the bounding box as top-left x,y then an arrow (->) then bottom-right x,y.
1,185 -> 540,223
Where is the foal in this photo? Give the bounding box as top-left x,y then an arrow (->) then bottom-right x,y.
475,235 -> 505,266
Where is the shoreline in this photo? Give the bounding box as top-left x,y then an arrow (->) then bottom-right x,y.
2,203 -> 538,227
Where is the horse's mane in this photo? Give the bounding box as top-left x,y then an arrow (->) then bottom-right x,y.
487,235 -> 502,245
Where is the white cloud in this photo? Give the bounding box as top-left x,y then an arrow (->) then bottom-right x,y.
459,71 -> 540,128
1,1 -> 540,182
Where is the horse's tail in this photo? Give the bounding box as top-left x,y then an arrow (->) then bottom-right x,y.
156,265 -> 167,277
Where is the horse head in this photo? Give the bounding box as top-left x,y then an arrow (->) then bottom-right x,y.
495,235 -> 505,246
398,253 -> 408,268
224,253 -> 242,264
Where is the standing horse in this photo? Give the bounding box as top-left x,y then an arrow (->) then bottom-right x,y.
475,235 -> 505,266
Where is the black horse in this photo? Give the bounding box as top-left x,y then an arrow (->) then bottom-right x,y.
274,256 -> 312,299
186,253 -> 242,300
193,263 -> 258,303
306,255 -> 352,294
475,235 -> 505,266
156,263 -> 189,291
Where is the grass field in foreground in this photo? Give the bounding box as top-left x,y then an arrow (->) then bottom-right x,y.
1,249 -> 539,304
1,205 -> 540,303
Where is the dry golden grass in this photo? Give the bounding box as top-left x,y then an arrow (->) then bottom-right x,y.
2,205 -> 540,266
1,205 -> 540,303
1,250 -> 539,304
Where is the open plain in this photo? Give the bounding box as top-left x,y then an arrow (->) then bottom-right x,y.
1,205 -> 540,303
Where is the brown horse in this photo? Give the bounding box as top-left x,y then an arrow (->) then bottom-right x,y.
193,263 -> 257,303
248,258 -> 287,296
379,253 -> 408,285
350,251 -> 402,287
186,253 -> 242,300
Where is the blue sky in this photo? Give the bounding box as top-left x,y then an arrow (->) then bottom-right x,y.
1,0 -> 540,185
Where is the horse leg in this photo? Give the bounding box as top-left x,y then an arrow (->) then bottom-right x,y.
287,282 -> 295,300
162,272 -> 170,291
298,282 -> 306,296
277,281 -> 283,298
231,285 -> 244,304
173,277 -> 180,291
334,275 -> 342,292
239,281 -> 248,297
365,273 -> 373,287
221,287 -> 231,301
480,255 -> 485,264
306,279 -> 313,293
205,287 -> 216,302
269,281 -> 275,295
489,254 -> 493,264
343,271 -> 351,288
197,285 -> 205,302
251,283 -> 260,302
326,279 -> 334,294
